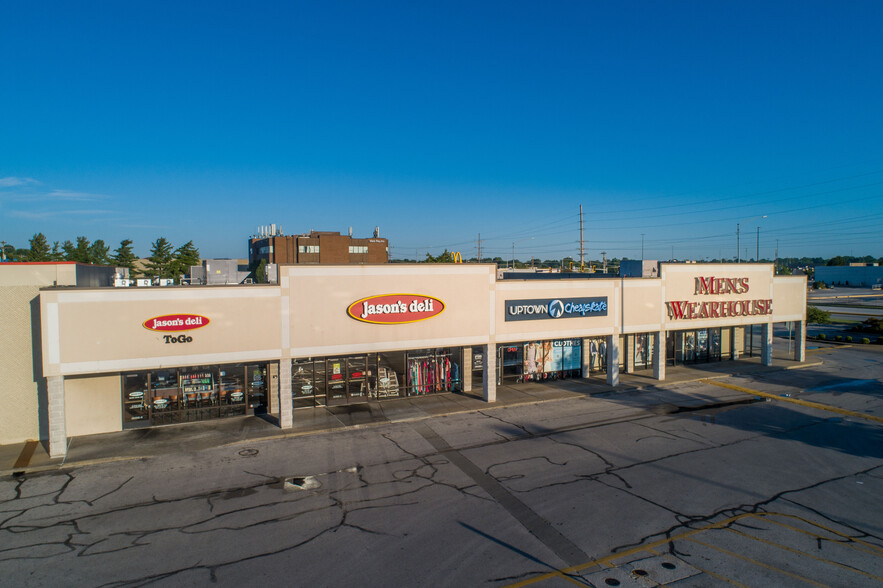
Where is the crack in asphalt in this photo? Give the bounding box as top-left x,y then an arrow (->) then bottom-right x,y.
1,387 -> 881,586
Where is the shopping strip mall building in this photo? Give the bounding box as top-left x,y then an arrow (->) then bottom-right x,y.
6,262 -> 807,457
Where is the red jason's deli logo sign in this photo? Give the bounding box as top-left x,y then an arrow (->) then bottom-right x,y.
347,294 -> 445,324
143,314 -> 211,331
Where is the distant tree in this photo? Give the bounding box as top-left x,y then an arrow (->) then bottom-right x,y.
89,239 -> 111,265
14,248 -> 30,261
424,249 -> 456,263
111,239 -> 138,275
49,242 -> 63,261
1,243 -> 14,261
61,240 -> 75,260
142,237 -> 174,279
62,236 -> 92,263
826,256 -> 847,266
807,306 -> 831,324
255,259 -> 268,283
171,240 -> 200,282
28,233 -> 51,261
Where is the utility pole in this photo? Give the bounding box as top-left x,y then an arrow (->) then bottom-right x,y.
477,233 -> 482,262
641,233 -> 645,260
579,204 -> 584,271
775,239 -> 779,273
736,223 -> 740,263
756,226 -> 760,262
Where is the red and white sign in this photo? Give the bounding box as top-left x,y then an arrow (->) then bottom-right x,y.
143,314 -> 211,332
347,294 -> 445,324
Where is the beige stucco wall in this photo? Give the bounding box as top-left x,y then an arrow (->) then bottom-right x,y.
0,263 -> 77,287
64,374 -> 122,437
0,285 -> 43,444
622,279 -> 664,333
660,263 -> 798,330
285,264 -> 494,356
773,276 -> 809,320
41,286 -> 283,377
41,263 -> 805,380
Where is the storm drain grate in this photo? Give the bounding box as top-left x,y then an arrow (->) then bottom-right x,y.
284,475 -> 321,491
581,555 -> 700,586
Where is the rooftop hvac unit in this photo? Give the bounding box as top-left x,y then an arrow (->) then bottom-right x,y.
136,279 -> 152,287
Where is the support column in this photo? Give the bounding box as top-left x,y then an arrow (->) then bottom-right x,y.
761,322 -> 774,366
652,331 -> 665,380
606,335 -> 619,387
48,376 -> 67,458
278,359 -> 292,429
581,338 -> 591,378
482,344 -> 496,402
793,321 -> 806,362
462,347 -> 472,392
624,334 -> 635,373
732,327 -> 742,360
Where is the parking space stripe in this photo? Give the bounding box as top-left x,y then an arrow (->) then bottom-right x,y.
684,536 -> 828,587
723,527 -> 883,581
504,512 -> 883,587
701,379 -> 883,424
762,515 -> 883,557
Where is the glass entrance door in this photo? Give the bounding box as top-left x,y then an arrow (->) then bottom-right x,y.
325,358 -> 348,405
245,364 -> 268,413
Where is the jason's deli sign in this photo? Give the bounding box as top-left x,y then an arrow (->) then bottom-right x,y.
347,294 -> 445,324
505,297 -> 607,322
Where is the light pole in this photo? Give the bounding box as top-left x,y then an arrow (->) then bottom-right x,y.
641,234 -> 645,261
737,215 -> 766,262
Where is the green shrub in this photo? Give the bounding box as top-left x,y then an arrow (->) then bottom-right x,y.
845,336 -> 853,342
835,335 -> 843,341
862,338 -> 871,344
817,333 -> 826,340
807,306 -> 832,324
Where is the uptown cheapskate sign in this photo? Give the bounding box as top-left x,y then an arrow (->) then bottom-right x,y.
665,276 -> 773,321
505,297 -> 608,322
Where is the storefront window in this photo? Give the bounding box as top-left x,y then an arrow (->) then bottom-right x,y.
123,372 -> 149,426
406,348 -> 460,395
499,340 -> 583,383
634,334 -> 652,369
667,329 -> 724,366
292,349 -> 461,408
121,362 -> 270,429
292,358 -> 325,408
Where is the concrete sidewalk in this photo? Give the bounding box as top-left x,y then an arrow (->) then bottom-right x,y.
1,353 -> 824,477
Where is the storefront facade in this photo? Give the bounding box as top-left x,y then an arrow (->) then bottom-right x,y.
36,263 -> 807,456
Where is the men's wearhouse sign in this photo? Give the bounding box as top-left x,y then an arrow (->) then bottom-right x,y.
505,297 -> 608,321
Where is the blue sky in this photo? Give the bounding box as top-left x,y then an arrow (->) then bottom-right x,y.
2,1 -> 882,262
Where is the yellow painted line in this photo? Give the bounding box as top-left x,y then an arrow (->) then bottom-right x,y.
701,379 -> 883,424
503,511 -> 883,587
686,563 -> 750,588
723,527 -> 883,582
762,514 -> 883,557
504,512 -> 767,587
685,536 -> 829,587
